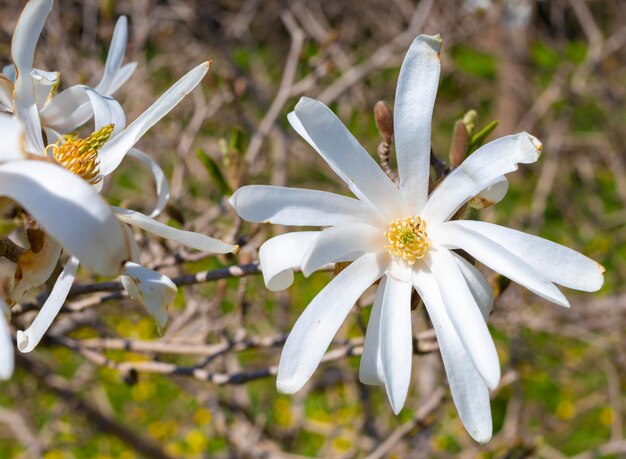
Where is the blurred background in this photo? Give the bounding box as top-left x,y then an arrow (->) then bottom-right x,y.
1,0 -> 625,457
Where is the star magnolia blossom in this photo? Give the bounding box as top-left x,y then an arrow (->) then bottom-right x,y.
230,34 -> 605,443
0,0 -> 237,365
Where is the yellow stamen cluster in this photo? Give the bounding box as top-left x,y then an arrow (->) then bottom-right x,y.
385,216 -> 430,265
46,124 -> 114,184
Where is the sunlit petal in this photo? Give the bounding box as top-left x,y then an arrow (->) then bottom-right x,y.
277,253 -> 385,394
259,232 -> 320,292
113,207 -> 237,254
0,160 -> 130,276
413,268 -> 493,443
394,34 -> 441,214
359,276 -> 387,386
17,256 -> 79,353
380,275 -> 413,413
422,133 -> 542,223
121,262 -> 177,333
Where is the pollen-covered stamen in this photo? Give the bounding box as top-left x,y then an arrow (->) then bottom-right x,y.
385,216 -> 430,265
46,124 -> 114,185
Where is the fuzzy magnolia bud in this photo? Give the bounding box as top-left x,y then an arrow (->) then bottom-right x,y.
374,101 -> 394,143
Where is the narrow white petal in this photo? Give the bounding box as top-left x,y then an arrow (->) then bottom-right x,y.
380,275 -> 413,414
2,64 -> 16,82
471,177 -> 509,209
121,223 -> 141,263
291,98 -> 404,219
422,133 -> 542,223
40,85 -> 92,132
301,223 -> 383,276
98,62 -> 209,176
31,69 -> 58,110
108,62 -> 137,95
425,249 -> 501,390
121,262 -> 176,332
258,232 -> 320,291
288,111 -> 369,205
0,113 -> 25,161
0,161 -> 130,276
413,269 -> 493,443
9,236 -> 62,304
128,148 -> 170,218
452,253 -> 493,319
359,276 -> 387,386
434,222 -> 570,307
83,87 -> 126,136
113,207 -> 237,254
230,185 -> 383,227
95,16 -> 129,95
395,34 -> 442,214
11,0 -> 53,154
277,253 -> 385,394
0,299 -> 14,380
453,220 -> 604,292
17,256 -> 79,353
0,75 -> 13,113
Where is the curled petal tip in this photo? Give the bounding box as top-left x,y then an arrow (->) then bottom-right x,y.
276,378 -> 299,395
16,331 -> 29,353
416,33 -> 443,51
526,133 -> 543,153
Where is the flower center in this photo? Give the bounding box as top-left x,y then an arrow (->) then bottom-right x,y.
385,216 -> 430,265
46,124 -> 114,185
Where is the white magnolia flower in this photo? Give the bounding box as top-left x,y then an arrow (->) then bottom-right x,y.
0,135 -> 134,381
230,34 -> 605,443
0,0 -> 237,358
1,1 -> 136,157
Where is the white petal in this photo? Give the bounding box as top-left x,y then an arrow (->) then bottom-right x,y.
470,177 -> 509,209
17,256 -> 79,353
40,85 -> 92,132
0,113 -> 25,161
301,223 -> 383,276
108,62 -> 137,95
394,34 -> 442,214
83,87 -> 126,136
31,68 -> 59,110
291,98 -> 404,219
258,232 -> 320,291
424,249 -> 501,389
0,75 -> 13,113
434,222 -> 570,307
2,64 -> 16,82
121,262 -> 176,332
98,62 -> 209,176
359,276 -> 387,386
113,207 -> 237,254
413,269 -> 492,443
422,133 -> 542,223
128,148 -> 170,218
95,16 -> 129,95
380,275 -> 413,414
9,235 -> 62,304
121,223 -> 141,263
452,220 -> 604,292
0,299 -> 14,380
277,253 -> 385,394
11,0 -> 53,154
0,160 -> 130,276
452,253 -> 493,319
230,185 -> 383,227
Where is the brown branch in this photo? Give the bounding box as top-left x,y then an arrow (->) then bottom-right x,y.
0,238 -> 24,263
